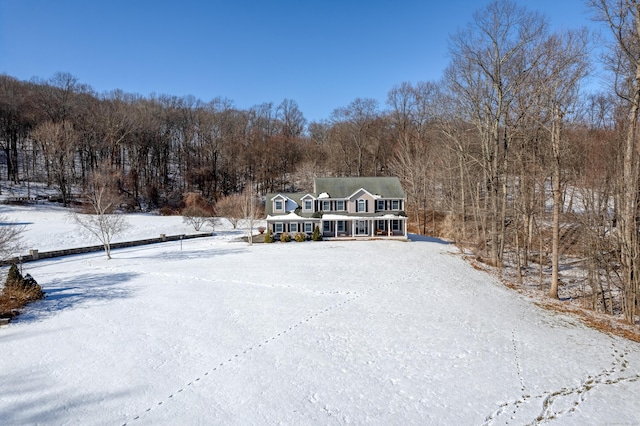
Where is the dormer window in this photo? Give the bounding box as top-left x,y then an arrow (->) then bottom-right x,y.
304,200 -> 313,211
357,199 -> 366,212
274,200 -> 284,211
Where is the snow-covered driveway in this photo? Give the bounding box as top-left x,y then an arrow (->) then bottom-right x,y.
1,235 -> 639,425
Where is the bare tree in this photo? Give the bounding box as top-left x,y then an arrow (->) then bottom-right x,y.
330,98 -> 380,177
387,81 -> 439,234
447,0 -> 548,266
0,214 -> 24,261
182,192 -> 216,232
534,30 -> 590,298
240,183 -> 264,245
276,98 -> 306,138
31,120 -> 77,206
72,166 -> 128,259
589,0 -> 640,322
31,72 -> 87,123
215,194 -> 244,228
0,75 -> 33,184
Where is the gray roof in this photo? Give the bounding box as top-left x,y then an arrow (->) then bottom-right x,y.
266,177 -> 406,218
314,177 -> 405,199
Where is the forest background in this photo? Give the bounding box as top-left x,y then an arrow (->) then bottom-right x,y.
2,0 -> 640,327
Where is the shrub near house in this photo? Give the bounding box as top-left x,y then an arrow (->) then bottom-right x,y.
280,233 -> 291,242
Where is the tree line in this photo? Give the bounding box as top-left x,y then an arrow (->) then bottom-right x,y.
1,0 -> 639,324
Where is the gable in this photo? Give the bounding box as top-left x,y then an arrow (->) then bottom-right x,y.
270,194 -> 288,202
347,187 -> 378,201
266,193 -> 306,215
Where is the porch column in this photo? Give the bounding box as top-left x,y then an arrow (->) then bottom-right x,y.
335,221 -> 338,237
352,220 -> 356,237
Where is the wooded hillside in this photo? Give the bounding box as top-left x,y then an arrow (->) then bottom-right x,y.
1,0 -> 639,325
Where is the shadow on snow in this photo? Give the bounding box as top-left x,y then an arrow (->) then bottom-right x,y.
119,244 -> 248,262
0,367 -> 133,426
15,272 -> 139,323
408,234 -> 452,245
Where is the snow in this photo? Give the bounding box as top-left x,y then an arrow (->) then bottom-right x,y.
0,204 -> 237,254
1,205 -> 640,425
265,211 -> 305,222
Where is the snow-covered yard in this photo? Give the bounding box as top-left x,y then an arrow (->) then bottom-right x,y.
1,204 -> 236,254
1,205 -> 639,425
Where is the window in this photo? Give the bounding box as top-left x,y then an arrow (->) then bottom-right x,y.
323,221 -> 331,232
274,200 -> 283,211
392,200 -> 400,210
335,200 -> 345,211
304,200 -> 313,211
290,223 -> 298,232
392,220 -> 400,231
357,199 -> 366,212
337,221 -> 345,232
377,200 -> 385,211
275,223 -> 283,233
323,200 -> 331,211
304,222 -> 313,233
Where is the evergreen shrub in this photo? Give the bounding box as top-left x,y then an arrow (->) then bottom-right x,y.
0,264 -> 44,320
312,225 -> 322,241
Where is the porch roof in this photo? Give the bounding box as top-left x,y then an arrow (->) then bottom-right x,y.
321,213 -> 406,221
266,212 -> 320,222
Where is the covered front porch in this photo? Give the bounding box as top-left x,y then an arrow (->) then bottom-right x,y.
265,212 -> 320,238
321,215 -> 407,239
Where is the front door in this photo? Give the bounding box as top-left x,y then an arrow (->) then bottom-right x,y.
357,220 -> 368,235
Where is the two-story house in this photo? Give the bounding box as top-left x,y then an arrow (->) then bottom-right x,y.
265,177 -> 407,239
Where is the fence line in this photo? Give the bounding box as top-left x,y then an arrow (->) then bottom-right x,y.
0,233 -> 213,267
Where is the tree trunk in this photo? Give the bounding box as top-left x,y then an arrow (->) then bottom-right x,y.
550,106 -> 562,299
619,9 -> 640,322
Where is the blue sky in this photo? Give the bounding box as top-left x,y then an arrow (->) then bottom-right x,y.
1,0 -> 596,122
